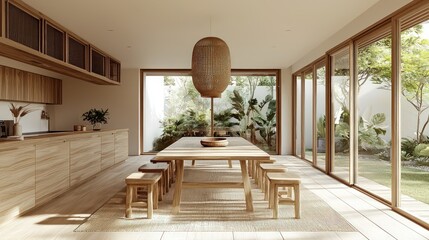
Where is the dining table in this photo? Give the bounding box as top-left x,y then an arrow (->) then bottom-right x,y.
154,137 -> 271,214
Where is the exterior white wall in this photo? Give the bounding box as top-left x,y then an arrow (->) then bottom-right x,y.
143,76 -> 164,152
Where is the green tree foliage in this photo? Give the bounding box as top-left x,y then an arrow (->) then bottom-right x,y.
358,24 -> 429,143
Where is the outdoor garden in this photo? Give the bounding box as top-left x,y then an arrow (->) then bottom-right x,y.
148,75 -> 277,154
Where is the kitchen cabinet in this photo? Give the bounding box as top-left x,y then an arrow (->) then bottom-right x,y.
0,65 -> 62,104
6,1 -> 41,51
0,129 -> 127,224
101,133 -> 115,170
35,139 -> 69,205
91,47 -> 106,77
0,0 -> 120,85
70,135 -> 101,186
45,21 -> 65,61
0,144 -> 35,224
114,130 -> 128,163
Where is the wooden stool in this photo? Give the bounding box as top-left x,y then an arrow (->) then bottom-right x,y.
267,172 -> 301,219
248,157 -> 276,179
125,172 -> 161,219
138,163 -> 169,200
150,158 -> 175,185
254,157 -> 276,184
259,164 -> 287,200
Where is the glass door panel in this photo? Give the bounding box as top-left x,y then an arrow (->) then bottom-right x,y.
356,33 -> 392,202
331,47 -> 351,182
295,75 -> 302,157
304,72 -> 314,162
316,65 -> 327,169
399,19 -> 429,223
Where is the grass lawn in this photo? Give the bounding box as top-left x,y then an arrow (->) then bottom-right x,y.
358,155 -> 429,204
306,150 -> 429,205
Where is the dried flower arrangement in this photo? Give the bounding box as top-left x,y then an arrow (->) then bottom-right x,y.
9,103 -> 35,124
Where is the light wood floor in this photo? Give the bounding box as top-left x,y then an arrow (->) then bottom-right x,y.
0,155 -> 428,240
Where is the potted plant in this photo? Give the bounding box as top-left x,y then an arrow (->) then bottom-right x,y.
316,115 -> 326,153
82,108 -> 109,131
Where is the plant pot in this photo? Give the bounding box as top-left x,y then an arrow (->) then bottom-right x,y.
92,123 -> 101,131
317,137 -> 326,153
13,123 -> 22,136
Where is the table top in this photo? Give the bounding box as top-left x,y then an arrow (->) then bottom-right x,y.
155,137 -> 270,161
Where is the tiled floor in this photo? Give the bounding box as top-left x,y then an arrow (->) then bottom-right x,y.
0,155 -> 428,240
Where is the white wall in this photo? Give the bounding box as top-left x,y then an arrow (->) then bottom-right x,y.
0,101 -> 48,133
291,0 -> 412,72
49,68 -> 140,155
281,67 -> 292,154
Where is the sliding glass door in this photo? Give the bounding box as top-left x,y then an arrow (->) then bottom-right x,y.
330,47 -> 351,183
355,26 -> 392,202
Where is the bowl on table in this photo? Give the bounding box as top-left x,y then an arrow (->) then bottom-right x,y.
200,137 -> 229,147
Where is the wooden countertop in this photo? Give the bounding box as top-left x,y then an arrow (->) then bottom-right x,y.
0,129 -> 128,147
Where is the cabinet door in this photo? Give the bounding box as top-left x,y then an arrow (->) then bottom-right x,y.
70,135 -> 101,186
101,133 -> 115,170
0,145 -> 35,224
7,2 -> 41,51
35,140 -> 69,205
114,131 -> 128,163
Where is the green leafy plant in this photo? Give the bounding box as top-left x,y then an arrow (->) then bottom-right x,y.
153,109 -> 209,151
82,108 -> 109,129
317,115 -> 326,139
252,94 -> 276,147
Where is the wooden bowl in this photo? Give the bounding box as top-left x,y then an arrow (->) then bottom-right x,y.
200,137 -> 229,147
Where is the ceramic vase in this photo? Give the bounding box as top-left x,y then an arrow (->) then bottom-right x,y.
13,123 -> 22,136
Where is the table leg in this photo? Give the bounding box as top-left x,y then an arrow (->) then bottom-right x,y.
172,160 -> 184,214
239,160 -> 254,211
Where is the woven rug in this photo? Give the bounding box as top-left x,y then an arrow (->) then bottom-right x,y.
75,163 -> 356,232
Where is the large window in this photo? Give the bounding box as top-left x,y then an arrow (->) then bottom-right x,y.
142,70 -> 280,154
331,47 -> 351,183
355,27 -> 392,202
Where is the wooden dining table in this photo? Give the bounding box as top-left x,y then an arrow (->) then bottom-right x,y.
154,137 -> 271,213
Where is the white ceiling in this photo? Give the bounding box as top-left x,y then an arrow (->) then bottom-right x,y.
23,0 -> 381,69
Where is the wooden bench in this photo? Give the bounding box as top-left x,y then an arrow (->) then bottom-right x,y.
150,158 -> 175,186
125,172 -> 161,219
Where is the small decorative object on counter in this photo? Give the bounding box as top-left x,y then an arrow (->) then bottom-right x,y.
9,103 -> 35,137
200,137 -> 229,147
82,108 -> 109,131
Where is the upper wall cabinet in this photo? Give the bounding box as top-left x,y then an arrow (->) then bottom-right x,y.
0,65 -> 62,104
68,35 -> 88,70
44,21 -> 65,61
6,2 -> 41,51
90,47 -> 106,77
0,0 -> 121,85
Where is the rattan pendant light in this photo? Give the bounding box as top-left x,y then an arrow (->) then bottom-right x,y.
191,37 -> 231,98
